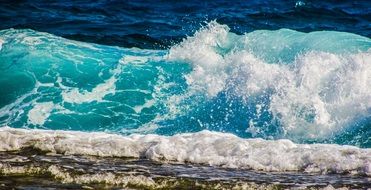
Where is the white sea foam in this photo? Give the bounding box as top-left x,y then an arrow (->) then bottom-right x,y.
168,22 -> 371,140
61,77 -> 117,104
27,102 -> 54,125
60,64 -> 122,104
0,38 -> 3,51
0,127 -> 369,176
119,55 -> 149,64
133,99 -> 156,113
168,22 -> 230,97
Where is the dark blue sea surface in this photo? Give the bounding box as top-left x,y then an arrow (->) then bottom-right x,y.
0,0 -> 370,49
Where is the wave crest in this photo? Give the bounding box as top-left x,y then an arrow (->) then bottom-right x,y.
168,22 -> 371,141
0,23 -> 370,145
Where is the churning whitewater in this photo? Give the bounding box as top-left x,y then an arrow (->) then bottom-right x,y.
0,127 -> 370,176
0,22 -> 370,175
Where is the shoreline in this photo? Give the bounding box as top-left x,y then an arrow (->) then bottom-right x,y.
0,148 -> 369,189
1,127 -> 370,176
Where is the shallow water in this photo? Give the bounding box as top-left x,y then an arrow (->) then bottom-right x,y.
0,149 -> 370,189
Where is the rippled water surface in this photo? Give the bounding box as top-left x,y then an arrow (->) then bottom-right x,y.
1,0 -> 370,49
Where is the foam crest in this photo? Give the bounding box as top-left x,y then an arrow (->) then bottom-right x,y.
0,127 -> 370,176
168,21 -> 232,96
168,22 -> 371,140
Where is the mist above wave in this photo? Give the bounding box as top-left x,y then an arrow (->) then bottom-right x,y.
168,21 -> 371,142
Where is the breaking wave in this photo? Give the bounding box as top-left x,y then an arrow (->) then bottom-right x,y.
0,22 -> 370,151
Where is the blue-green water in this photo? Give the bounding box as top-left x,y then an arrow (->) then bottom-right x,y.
0,22 -> 370,147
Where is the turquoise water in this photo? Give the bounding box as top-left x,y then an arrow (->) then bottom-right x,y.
0,23 -> 370,147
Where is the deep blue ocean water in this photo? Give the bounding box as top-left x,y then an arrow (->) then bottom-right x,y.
0,0 -> 370,148
1,0 -> 370,49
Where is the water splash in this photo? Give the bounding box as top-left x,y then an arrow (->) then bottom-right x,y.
0,23 -> 370,146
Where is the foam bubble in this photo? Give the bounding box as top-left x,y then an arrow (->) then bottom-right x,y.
0,127 -> 369,176
0,38 -> 3,51
295,1 -> 306,8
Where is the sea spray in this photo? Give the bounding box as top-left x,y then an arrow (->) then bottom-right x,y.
0,22 -> 370,146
